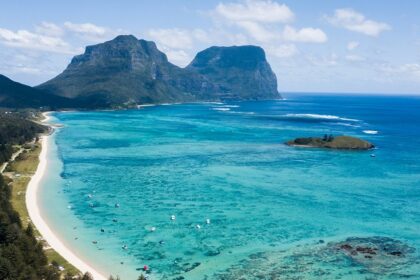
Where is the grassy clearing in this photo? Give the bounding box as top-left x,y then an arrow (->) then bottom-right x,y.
7,142 -> 79,276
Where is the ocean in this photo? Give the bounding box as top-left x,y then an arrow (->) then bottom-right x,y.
39,94 -> 420,279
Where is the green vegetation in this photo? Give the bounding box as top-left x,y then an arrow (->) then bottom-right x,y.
286,135 -> 374,150
0,175 -> 61,279
0,113 -> 46,164
0,113 -> 81,277
5,143 -> 79,275
36,35 -> 280,108
0,144 -> 13,166
2,36 -> 281,110
0,74 -> 73,109
187,45 -> 279,100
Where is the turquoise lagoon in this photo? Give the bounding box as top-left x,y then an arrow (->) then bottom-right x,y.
40,94 -> 420,279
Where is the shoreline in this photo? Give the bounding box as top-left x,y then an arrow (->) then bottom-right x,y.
26,112 -> 107,280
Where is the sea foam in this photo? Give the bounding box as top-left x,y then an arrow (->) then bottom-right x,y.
283,113 -> 359,122
212,107 -> 231,111
363,130 -> 379,134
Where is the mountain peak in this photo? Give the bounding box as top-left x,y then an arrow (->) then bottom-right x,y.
37,36 -> 281,107
113,34 -> 138,42
189,45 -> 266,70
187,45 -> 279,100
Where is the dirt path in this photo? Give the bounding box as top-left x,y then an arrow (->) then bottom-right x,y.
0,147 -> 24,174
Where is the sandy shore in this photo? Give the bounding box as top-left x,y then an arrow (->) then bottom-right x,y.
26,112 -> 107,280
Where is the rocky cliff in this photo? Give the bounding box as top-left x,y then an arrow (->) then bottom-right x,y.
187,46 -> 279,100
37,35 -> 281,108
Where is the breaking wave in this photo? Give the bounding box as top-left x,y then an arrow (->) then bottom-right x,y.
212,107 -> 231,111
363,130 -> 379,134
283,114 -> 360,122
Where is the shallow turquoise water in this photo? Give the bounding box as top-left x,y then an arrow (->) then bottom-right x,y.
40,95 -> 420,279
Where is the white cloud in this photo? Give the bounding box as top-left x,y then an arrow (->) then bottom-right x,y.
326,8 -> 390,36
345,54 -> 365,61
63,21 -> 121,42
148,28 -> 194,49
215,0 -> 294,23
35,22 -> 63,36
306,53 -> 339,66
347,41 -> 359,50
283,25 -> 327,43
267,44 -> 298,58
192,29 -> 210,43
148,28 -> 210,50
165,49 -> 192,66
212,1 -> 326,45
235,21 -> 276,42
379,63 -> 420,79
0,27 -> 75,54
64,22 -> 106,36
147,28 -> 212,66
11,65 -> 42,74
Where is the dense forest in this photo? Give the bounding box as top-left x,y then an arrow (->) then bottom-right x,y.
0,113 -> 62,279
0,175 -> 61,279
0,113 -> 47,164
0,74 -> 74,109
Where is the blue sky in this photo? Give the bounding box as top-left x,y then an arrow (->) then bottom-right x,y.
0,0 -> 419,94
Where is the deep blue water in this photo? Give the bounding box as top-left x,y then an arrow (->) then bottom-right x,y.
40,94 -> 420,279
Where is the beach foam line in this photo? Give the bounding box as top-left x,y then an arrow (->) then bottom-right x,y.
363,130 -> 379,134
283,113 -> 359,122
212,107 -> 231,111
331,122 -> 361,128
219,105 -> 240,108
26,113 -> 107,280
137,104 -> 156,108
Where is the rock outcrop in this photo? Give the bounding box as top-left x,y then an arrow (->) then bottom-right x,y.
186,46 -> 279,100
286,135 -> 374,150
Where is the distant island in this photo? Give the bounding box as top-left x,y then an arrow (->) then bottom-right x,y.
1,35 -> 281,110
286,135 -> 374,150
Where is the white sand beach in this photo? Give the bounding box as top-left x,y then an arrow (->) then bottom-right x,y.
26,112 -> 107,280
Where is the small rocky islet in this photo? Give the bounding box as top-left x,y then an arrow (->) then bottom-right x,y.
286,135 -> 374,150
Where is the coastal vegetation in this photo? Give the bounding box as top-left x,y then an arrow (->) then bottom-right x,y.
5,141 -> 79,275
0,175 -> 61,279
0,113 -> 46,164
0,75 -> 74,110
0,112 -> 81,278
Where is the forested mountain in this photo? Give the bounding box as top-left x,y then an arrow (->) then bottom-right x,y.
186,45 -> 279,101
2,35 -> 281,109
37,35 -> 281,108
0,75 -> 74,109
